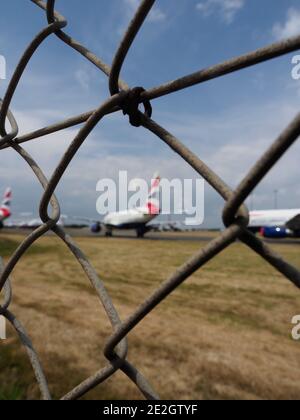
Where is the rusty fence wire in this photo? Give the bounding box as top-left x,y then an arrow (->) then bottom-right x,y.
0,0 -> 300,400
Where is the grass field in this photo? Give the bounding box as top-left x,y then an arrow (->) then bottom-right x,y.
0,233 -> 299,400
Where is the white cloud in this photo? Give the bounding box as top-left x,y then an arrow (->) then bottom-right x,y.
75,68 -> 91,92
124,0 -> 166,23
272,8 -> 300,40
196,0 -> 245,24
160,98 -> 300,211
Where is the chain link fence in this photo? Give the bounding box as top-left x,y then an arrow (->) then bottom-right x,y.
0,0 -> 300,400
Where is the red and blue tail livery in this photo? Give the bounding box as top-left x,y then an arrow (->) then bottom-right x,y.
0,188 -> 12,228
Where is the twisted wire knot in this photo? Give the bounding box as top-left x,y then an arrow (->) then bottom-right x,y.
120,87 -> 152,127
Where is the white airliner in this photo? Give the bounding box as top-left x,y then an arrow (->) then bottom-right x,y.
249,209 -> 300,238
0,188 -> 12,229
91,174 -> 161,238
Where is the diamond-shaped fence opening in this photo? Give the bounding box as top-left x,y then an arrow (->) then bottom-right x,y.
0,0 -> 300,400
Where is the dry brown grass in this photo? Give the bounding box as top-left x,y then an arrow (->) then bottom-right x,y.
0,233 -> 299,400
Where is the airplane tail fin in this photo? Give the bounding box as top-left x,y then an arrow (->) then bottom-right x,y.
0,188 -> 12,218
145,173 -> 161,215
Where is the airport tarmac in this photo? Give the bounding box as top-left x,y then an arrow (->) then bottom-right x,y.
2,227 -> 300,245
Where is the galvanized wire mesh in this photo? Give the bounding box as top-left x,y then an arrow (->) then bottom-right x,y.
0,0 -> 300,400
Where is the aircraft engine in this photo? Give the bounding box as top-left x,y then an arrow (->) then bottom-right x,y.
260,226 -> 289,239
91,222 -> 101,234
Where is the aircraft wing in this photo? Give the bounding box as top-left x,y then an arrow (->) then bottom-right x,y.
147,221 -> 184,232
286,213 -> 300,231
73,216 -> 100,224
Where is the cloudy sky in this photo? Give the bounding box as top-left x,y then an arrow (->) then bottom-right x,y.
0,0 -> 300,227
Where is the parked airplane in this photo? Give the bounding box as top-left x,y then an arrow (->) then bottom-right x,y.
91,174 -> 161,238
13,215 -> 68,229
249,208 -> 300,238
0,188 -> 12,229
